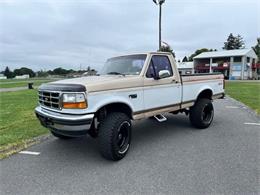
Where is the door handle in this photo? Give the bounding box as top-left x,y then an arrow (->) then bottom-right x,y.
129,94 -> 137,99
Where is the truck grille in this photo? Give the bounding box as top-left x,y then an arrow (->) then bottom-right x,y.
38,91 -> 61,109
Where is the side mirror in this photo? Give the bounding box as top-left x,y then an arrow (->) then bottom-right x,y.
158,70 -> 171,79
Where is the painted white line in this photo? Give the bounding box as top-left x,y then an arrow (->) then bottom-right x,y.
244,122 -> 260,126
19,151 -> 40,155
225,106 -> 239,109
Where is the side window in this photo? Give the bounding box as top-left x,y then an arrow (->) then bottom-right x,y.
146,62 -> 155,78
146,55 -> 173,78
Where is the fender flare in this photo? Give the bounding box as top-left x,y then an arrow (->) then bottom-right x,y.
92,95 -> 134,115
196,85 -> 213,100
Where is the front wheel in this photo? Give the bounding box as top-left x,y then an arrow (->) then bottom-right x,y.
189,98 -> 214,129
98,112 -> 131,161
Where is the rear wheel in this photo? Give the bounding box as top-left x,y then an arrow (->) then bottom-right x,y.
98,112 -> 131,161
189,98 -> 214,129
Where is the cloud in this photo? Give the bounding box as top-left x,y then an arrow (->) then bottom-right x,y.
0,0 -> 259,71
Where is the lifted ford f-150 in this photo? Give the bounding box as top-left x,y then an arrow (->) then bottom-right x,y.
35,52 -> 225,161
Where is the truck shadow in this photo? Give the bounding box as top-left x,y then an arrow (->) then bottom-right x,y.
41,114 -> 192,161
132,114 -> 192,143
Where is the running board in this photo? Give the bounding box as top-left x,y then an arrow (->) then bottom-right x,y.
154,114 -> 167,122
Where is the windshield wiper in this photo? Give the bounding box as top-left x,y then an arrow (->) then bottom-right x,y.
107,72 -> 125,76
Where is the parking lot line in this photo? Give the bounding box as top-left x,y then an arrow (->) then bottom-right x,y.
19,151 -> 40,155
225,106 -> 239,109
244,122 -> 260,126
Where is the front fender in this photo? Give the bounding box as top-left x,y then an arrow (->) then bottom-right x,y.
86,93 -> 134,113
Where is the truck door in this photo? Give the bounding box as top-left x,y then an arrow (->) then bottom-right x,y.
143,54 -> 182,114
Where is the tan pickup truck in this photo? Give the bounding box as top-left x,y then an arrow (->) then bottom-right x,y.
35,52 -> 225,161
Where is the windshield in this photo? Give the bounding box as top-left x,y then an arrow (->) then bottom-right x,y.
100,54 -> 147,75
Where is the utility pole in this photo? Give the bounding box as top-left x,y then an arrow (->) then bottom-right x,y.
153,0 -> 165,50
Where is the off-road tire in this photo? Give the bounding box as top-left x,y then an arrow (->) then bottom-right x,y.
189,98 -> 214,129
98,112 -> 131,161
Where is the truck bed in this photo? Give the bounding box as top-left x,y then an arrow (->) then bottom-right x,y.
181,73 -> 224,107
181,73 -> 224,82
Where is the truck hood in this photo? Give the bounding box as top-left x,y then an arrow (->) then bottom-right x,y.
50,75 -> 143,93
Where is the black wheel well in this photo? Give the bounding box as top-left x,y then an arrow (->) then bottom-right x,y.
197,89 -> 213,100
96,103 -> 133,120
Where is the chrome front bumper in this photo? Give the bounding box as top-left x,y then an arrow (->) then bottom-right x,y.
35,106 -> 94,136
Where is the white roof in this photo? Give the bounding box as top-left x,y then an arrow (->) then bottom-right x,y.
177,61 -> 194,69
193,48 -> 257,59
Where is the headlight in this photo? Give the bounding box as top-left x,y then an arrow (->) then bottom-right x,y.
62,93 -> 87,109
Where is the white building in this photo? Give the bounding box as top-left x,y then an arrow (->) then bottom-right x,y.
15,74 -> 30,79
193,48 -> 258,80
0,74 -> 7,79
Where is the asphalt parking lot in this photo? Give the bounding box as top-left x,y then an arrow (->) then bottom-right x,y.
0,97 -> 259,194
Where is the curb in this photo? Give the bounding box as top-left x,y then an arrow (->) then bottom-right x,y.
0,134 -> 51,159
225,95 -> 260,120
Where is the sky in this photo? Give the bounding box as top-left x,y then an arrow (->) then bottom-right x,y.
0,0 -> 259,72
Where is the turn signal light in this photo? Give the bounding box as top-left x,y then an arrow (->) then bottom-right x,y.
63,102 -> 87,109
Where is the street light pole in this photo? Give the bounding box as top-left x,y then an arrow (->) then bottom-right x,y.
159,3 -> 162,50
153,0 -> 165,51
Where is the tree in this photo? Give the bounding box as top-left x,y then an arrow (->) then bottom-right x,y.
3,66 -> 14,78
182,56 -> 188,62
188,48 -> 217,61
13,67 -> 35,77
252,38 -> 260,62
37,70 -> 49,77
47,70 -> 53,75
4,66 -> 10,76
223,33 -> 245,50
52,67 -> 69,75
159,43 -> 175,58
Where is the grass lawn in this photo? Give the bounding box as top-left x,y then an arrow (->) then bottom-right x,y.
225,81 -> 260,114
0,79 -> 53,88
0,90 -> 48,157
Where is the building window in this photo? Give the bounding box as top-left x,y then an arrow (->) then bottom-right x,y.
232,65 -> 242,71
234,56 -> 242,62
